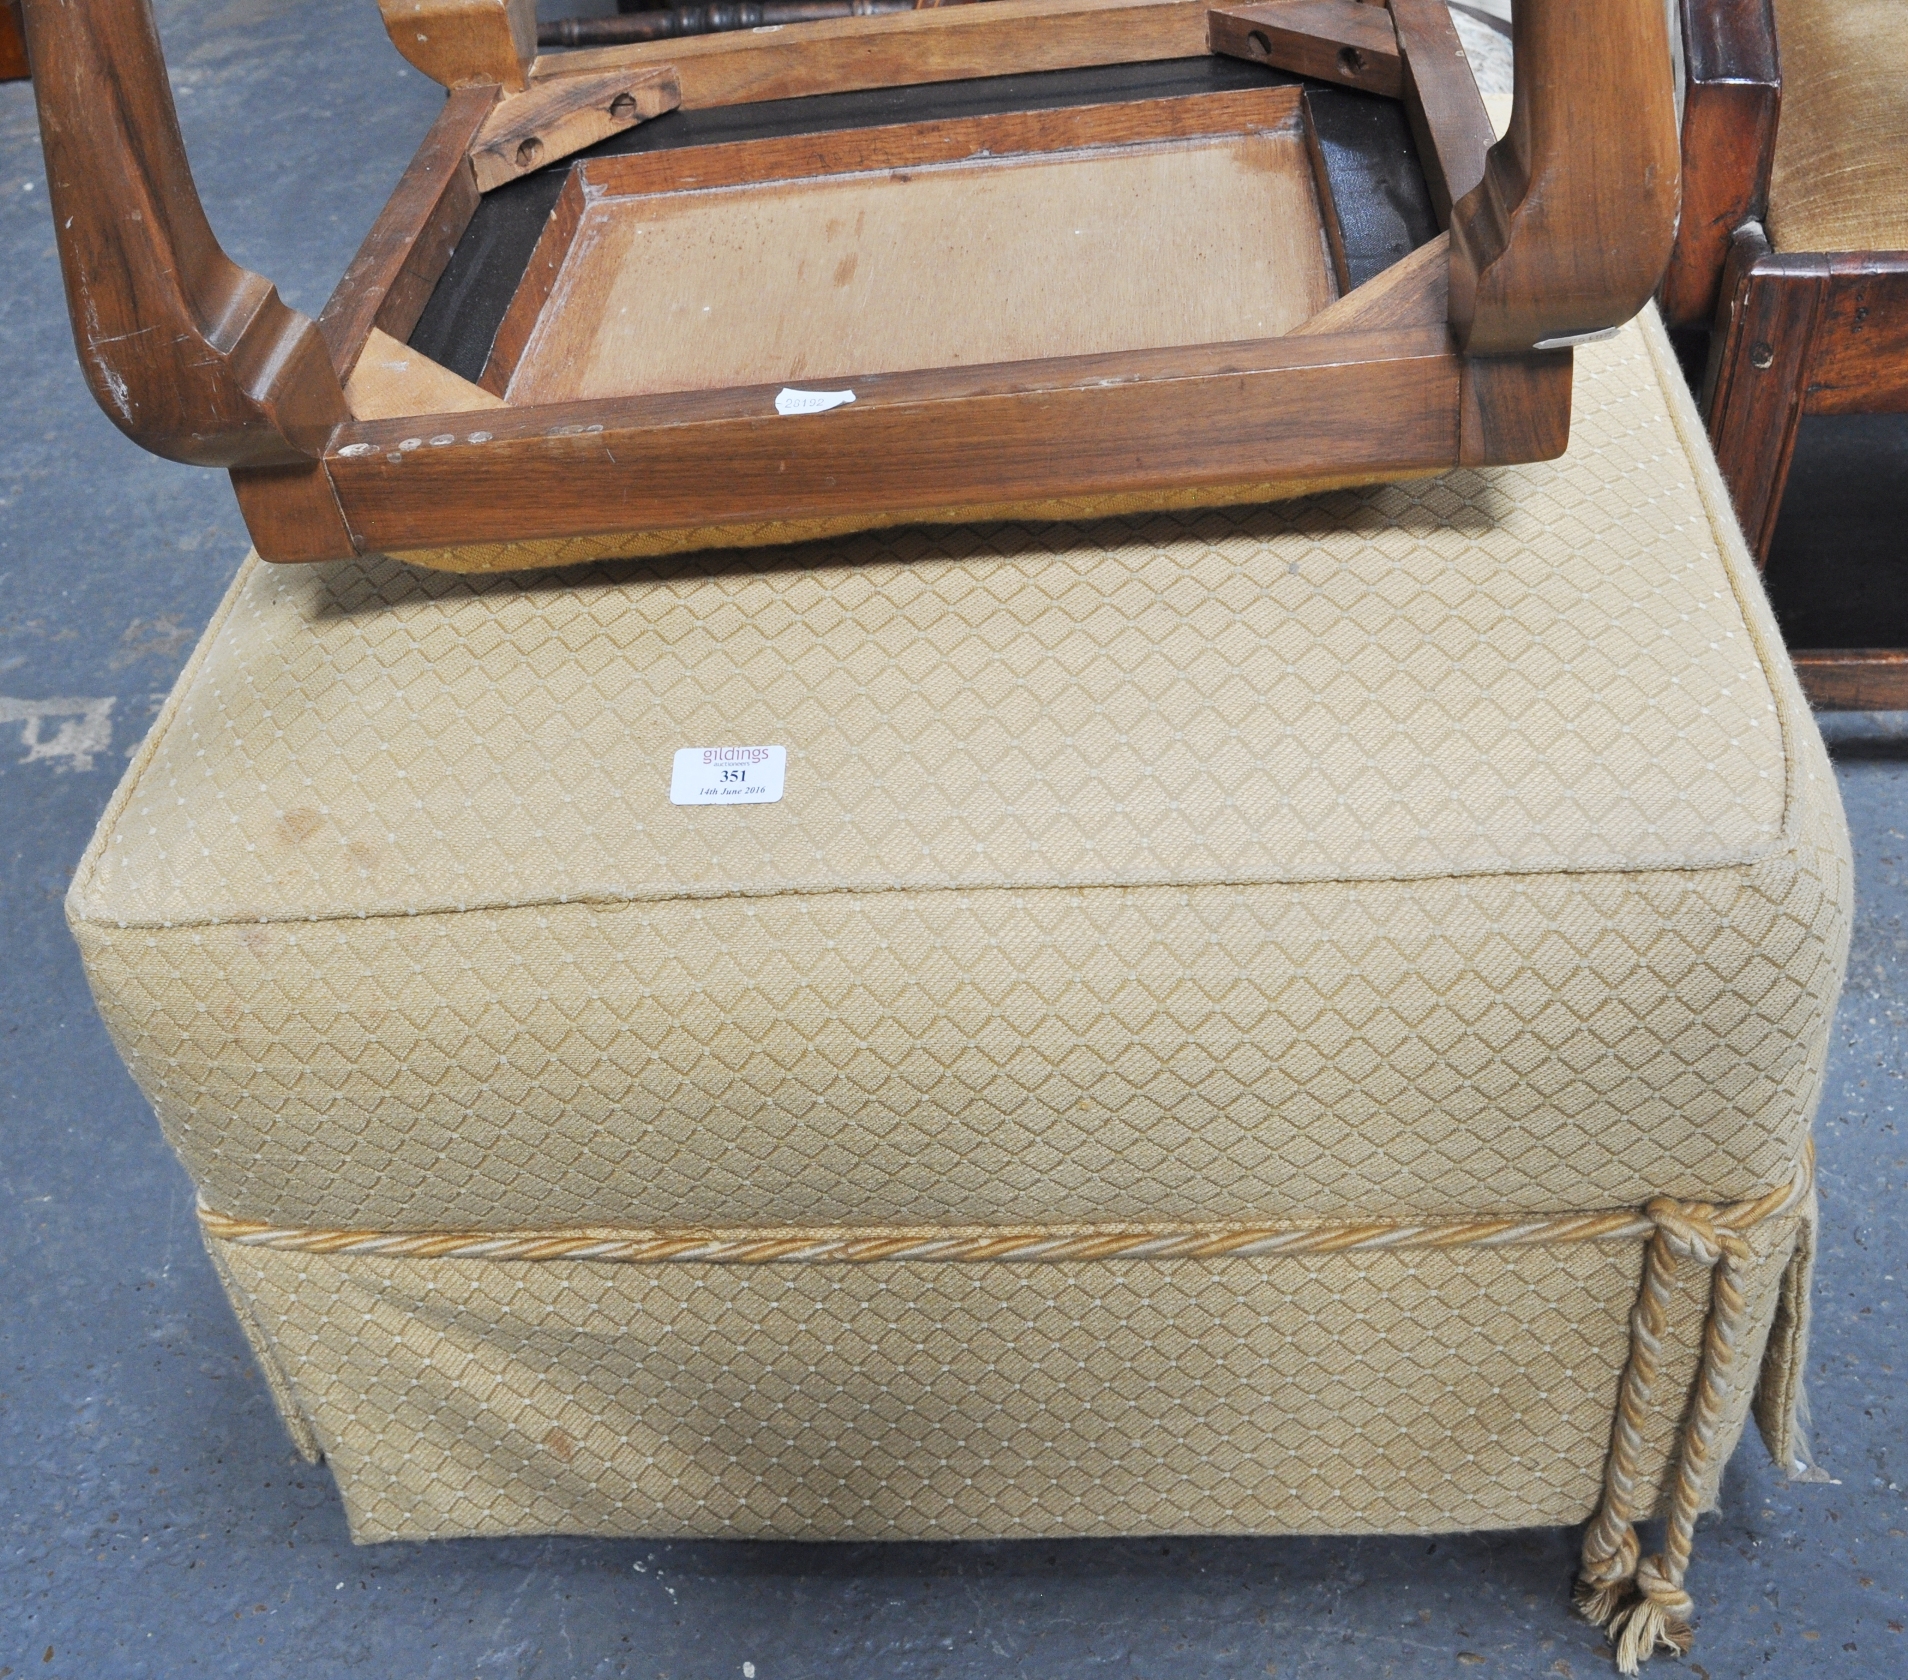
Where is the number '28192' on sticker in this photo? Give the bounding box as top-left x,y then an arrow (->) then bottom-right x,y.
670,745 -> 787,805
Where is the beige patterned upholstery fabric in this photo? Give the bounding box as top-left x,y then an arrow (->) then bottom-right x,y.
1767,0 -> 1908,254
71,311 -> 1848,1544
213,1219 -> 1802,1544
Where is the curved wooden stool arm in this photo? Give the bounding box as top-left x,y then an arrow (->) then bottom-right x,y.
1451,0 -> 1682,354
20,0 -> 345,468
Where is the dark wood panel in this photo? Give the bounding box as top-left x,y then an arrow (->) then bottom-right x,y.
576,84 -> 1302,198
318,85 -> 498,376
1802,259 -> 1908,416
325,330 -> 1459,550
1706,232 -> 1827,563
1657,0 -> 1779,328
529,0 -> 1213,109
1792,650 -> 1908,712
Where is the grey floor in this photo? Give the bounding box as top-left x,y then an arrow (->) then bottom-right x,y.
2,4 -> 1903,1676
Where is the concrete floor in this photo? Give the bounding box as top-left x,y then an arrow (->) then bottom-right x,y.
2,4 -> 1903,1676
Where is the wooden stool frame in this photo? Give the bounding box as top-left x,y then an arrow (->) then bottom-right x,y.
21,0 -> 1681,569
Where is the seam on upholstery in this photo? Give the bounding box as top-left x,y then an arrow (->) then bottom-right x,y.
201,1222 -> 326,1463
1636,306 -> 1802,851
64,551 -> 265,920
69,320 -> 1817,934
69,837 -> 1822,932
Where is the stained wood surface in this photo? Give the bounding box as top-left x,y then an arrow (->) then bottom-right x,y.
22,0 -> 345,466
1791,650 -> 1908,712
530,0 -> 1213,108
2,1 -> 27,81
318,85 -> 497,376
229,464 -> 358,565
1657,0 -> 1780,327
1705,229 -> 1826,564
1456,348 -> 1570,466
1803,260 -> 1908,417
470,67 -> 680,191
1207,1 -> 1404,99
1291,230 -> 1447,335
562,86 -> 1306,197
379,0 -> 536,90
345,329 -> 506,421
479,167 -> 590,394
497,90 -> 1339,405
1386,0 -> 1490,223
324,327 -> 1460,552
1448,0 -> 1680,355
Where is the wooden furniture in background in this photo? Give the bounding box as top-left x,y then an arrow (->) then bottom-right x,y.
541,2 -> 981,50
21,0 -> 1681,570
3,0 -> 29,81
1660,0 -> 1908,710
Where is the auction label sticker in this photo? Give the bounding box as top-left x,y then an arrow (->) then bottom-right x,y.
670,745 -> 787,806
775,387 -> 856,416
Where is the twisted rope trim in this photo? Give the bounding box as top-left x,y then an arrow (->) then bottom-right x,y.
197,1148 -> 1813,1676
1575,1142 -> 1813,1673
196,1161 -> 1808,1268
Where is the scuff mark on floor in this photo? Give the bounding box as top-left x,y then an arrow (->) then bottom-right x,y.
110,613 -> 195,670
0,693 -> 115,770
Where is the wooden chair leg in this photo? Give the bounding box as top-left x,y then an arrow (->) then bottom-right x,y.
1704,227 -> 1827,565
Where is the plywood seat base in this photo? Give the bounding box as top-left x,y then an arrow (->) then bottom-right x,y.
490,90 -> 1337,404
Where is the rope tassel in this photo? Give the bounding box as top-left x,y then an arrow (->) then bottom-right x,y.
1576,1199 -> 1761,1674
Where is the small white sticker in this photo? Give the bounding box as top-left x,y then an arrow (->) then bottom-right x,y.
774,387 -> 856,416
670,745 -> 786,805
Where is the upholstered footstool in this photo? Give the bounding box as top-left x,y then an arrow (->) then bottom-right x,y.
70,311 -> 1849,1670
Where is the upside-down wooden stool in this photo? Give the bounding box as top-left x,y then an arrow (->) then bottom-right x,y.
23,0 -> 1681,565
38,2 -> 1849,1674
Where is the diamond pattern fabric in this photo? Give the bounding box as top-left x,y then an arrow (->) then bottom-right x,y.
68,315 -> 1850,1235
210,1217 -> 1801,1544
71,306 -> 1847,1546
